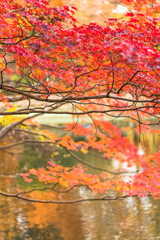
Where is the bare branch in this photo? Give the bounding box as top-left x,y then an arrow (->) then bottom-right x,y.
0,190 -> 138,204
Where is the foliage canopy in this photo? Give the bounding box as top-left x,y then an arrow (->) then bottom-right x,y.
0,0 -> 160,203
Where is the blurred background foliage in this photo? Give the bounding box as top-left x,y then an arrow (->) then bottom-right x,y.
16,0 -> 128,25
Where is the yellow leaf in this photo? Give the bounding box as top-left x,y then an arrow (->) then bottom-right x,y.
81,148 -> 88,154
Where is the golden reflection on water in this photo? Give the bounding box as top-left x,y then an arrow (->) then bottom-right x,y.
25,193 -> 85,240
128,131 -> 160,155
0,136 -> 160,239
0,187 -> 159,240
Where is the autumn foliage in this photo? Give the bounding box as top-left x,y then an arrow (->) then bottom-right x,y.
0,0 -> 160,202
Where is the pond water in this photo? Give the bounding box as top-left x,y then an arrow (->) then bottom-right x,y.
0,132 -> 160,240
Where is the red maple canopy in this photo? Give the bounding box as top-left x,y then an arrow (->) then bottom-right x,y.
0,0 -> 160,202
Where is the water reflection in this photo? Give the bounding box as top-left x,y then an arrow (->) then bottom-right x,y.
0,138 -> 160,239
0,185 -> 160,239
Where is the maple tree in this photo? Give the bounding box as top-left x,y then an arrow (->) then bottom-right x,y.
0,0 -> 160,203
